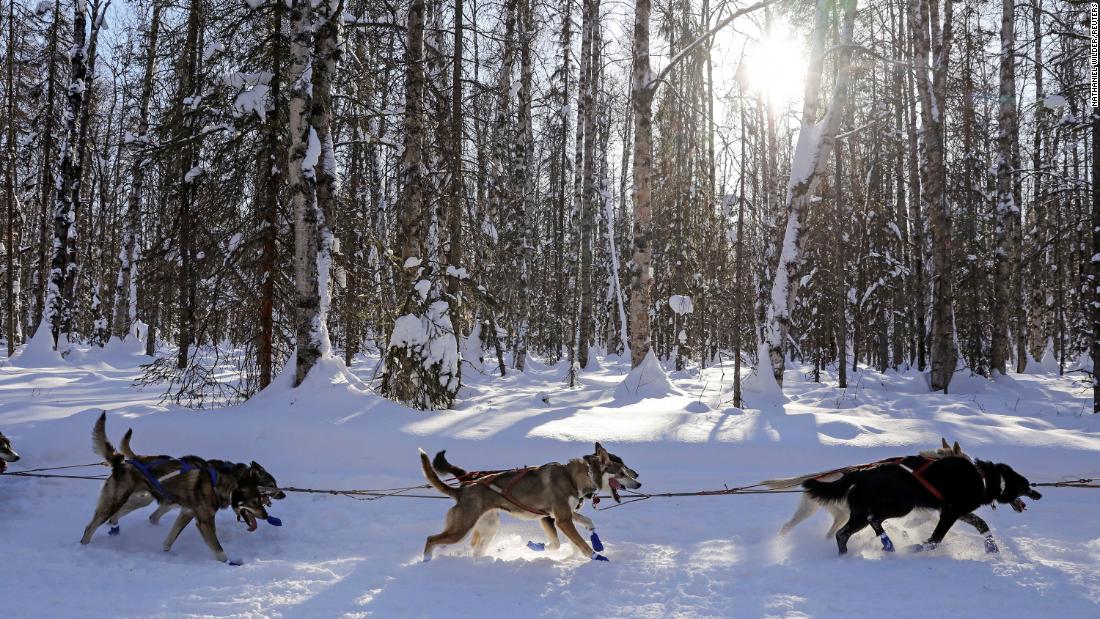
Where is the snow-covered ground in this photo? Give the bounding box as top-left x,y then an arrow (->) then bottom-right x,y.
2,340 -> 1099,618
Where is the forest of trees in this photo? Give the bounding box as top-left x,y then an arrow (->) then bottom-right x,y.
0,0 -> 1096,411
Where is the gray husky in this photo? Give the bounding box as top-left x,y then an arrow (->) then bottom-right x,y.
104,427 -> 285,530
0,431 -> 20,473
80,413 -> 278,564
419,443 -> 641,562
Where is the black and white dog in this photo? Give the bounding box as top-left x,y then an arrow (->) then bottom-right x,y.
0,431 -> 20,473
803,457 -> 1041,554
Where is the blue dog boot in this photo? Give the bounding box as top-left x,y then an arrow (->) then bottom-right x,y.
590,552 -> 609,562
590,530 -> 604,552
266,516 -> 282,527
226,558 -> 243,566
984,534 -> 999,554
527,541 -> 546,552
108,525 -> 120,536
910,542 -> 937,553
879,533 -> 894,552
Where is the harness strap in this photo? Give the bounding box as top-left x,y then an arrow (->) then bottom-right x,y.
127,459 -> 176,501
127,458 -> 219,500
899,459 -> 945,502
479,468 -> 548,516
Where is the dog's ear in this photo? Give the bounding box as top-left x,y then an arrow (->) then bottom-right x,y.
941,437 -> 950,449
953,441 -> 962,455
594,442 -> 610,462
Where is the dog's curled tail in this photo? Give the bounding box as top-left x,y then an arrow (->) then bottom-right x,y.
432,449 -> 469,478
120,428 -> 137,459
802,474 -> 857,503
420,449 -> 459,499
92,412 -> 126,474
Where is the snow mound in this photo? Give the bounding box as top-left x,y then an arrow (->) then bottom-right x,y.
9,323 -> 63,368
615,350 -> 682,402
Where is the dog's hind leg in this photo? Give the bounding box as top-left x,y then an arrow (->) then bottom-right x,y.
81,482 -> 132,544
538,517 -> 561,550
960,513 -> 998,553
866,516 -> 894,552
107,492 -> 156,533
162,509 -> 194,552
824,503 -> 850,539
469,511 -> 499,557
779,494 -> 821,536
834,509 -> 870,555
148,502 -> 175,525
423,505 -> 481,562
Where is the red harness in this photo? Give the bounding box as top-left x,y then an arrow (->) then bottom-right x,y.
896,458 -> 945,502
451,468 -> 549,516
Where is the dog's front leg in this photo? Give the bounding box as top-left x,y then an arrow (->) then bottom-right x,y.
194,514 -> 230,563
959,512 -> 998,553
912,510 -> 960,552
162,509 -> 194,552
554,511 -> 603,561
570,511 -> 604,552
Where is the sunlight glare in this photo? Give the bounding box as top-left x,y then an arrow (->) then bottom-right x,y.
744,26 -> 806,103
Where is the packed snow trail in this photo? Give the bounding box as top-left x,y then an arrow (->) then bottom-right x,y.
1,344 -> 1099,618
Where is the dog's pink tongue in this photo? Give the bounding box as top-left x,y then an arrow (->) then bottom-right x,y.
1011,499 -> 1027,513
243,512 -> 258,532
609,479 -> 623,490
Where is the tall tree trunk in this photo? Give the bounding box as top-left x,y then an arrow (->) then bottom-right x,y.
911,0 -> 957,392
257,0 -> 285,388
1092,96 -> 1099,412
513,0 -> 534,370
174,0 -> 202,370
763,0 -> 858,386
627,0 -> 655,368
41,0 -> 89,348
4,0 -> 19,356
114,0 -> 162,342
382,0 -> 427,402
991,0 -> 1017,375
577,0 -> 600,369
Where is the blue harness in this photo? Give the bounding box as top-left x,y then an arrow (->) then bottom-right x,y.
127,458 -> 220,501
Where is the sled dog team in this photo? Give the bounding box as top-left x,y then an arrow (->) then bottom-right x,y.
1,417 -> 1041,564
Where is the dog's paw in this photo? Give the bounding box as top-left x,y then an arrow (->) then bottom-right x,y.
226,558 -> 243,566
590,553 -> 609,562
984,535 -> 999,554
527,541 -> 546,552
879,533 -> 895,552
909,542 -> 937,553
108,526 -> 120,536
590,531 -> 604,552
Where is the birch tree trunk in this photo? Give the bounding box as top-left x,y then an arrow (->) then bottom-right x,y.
763,0 -> 858,386
577,0 -> 600,369
911,0 -> 957,392
991,0 -> 1016,375
512,0 -> 534,370
627,0 -> 654,368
